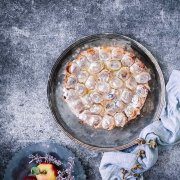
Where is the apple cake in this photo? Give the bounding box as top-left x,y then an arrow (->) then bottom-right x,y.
63,46 -> 151,130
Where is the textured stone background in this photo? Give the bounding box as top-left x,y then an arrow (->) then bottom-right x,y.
0,0 -> 180,179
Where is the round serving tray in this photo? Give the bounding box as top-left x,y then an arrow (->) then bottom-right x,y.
47,34 -> 165,152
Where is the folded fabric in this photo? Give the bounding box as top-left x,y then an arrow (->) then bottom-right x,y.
99,70 -> 180,180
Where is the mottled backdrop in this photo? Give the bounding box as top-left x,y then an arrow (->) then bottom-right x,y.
0,0 -> 180,179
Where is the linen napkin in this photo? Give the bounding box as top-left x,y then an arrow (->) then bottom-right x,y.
99,70 -> 180,180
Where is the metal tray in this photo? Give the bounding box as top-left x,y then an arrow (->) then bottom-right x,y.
47,34 -> 165,151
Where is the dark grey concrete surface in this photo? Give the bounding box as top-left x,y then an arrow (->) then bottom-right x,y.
0,0 -> 180,179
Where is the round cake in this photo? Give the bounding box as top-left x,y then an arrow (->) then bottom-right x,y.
63,46 -> 151,130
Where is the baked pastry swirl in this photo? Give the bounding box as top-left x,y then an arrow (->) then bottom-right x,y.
63,46 -> 151,130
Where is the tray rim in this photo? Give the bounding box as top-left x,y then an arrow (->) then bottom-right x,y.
47,33 -> 166,152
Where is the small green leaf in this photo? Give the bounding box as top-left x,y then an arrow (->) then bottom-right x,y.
31,167 -> 40,175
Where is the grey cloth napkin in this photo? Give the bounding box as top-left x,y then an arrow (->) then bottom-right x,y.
99,70 -> 180,180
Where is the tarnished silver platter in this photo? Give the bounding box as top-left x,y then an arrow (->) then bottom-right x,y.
47,34 -> 165,151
